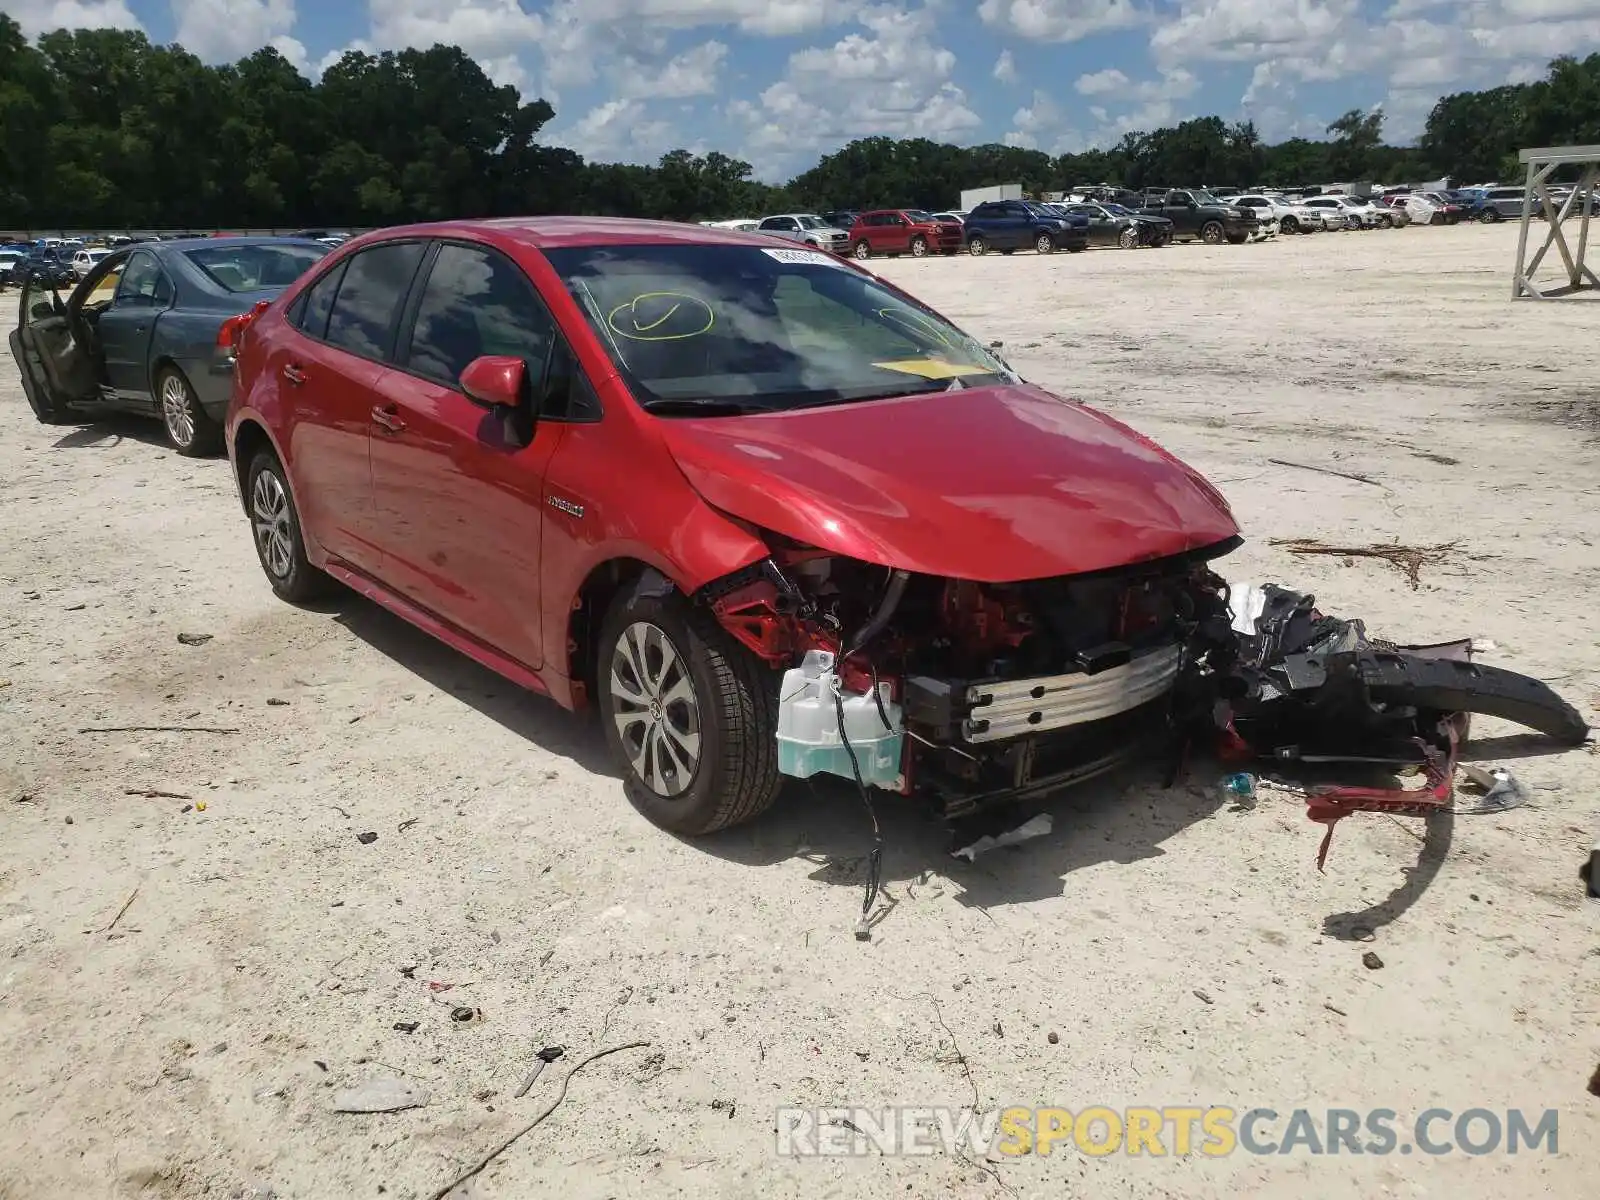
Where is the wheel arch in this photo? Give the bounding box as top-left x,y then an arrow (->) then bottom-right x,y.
230,415 -> 283,513
563,556 -> 676,711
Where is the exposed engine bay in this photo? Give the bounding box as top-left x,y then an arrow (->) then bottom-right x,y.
700,535 -> 1243,816
696,535 -> 1591,867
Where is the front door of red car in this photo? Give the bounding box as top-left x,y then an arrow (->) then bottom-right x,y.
877,212 -> 911,253
366,241 -> 564,670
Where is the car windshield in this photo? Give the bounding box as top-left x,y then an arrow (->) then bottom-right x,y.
904,210 -> 935,222
796,216 -> 832,230
545,243 -> 1014,415
1103,204 -> 1133,215
1190,191 -> 1222,205
183,242 -> 328,292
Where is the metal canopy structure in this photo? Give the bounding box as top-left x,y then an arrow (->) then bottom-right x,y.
1512,143 -> 1599,299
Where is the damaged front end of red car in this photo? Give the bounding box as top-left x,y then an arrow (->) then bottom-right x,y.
696,531 -> 1248,821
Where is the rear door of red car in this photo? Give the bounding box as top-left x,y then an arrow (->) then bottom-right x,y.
364,239 -> 567,670
277,239 -> 428,573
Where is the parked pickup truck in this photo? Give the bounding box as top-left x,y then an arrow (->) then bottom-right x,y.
1139,189 -> 1257,244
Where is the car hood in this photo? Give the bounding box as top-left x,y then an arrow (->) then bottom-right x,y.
1131,214 -> 1173,226
658,383 -> 1239,583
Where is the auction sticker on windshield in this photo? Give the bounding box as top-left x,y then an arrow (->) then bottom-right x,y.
761,248 -> 846,268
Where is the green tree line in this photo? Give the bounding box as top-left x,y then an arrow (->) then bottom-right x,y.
2,16 -> 1597,231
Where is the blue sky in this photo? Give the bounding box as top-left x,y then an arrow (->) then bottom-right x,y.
9,0 -> 1600,179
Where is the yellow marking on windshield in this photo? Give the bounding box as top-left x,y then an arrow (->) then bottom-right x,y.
875,307 -> 957,348
872,358 -> 992,380
606,291 -> 714,341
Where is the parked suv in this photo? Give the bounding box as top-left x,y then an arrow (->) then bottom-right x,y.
223,218 -> 1238,837
961,200 -> 1088,255
70,247 -> 113,279
847,209 -> 963,258
1232,193 -> 1322,234
755,213 -> 850,254
1477,187 -> 1529,222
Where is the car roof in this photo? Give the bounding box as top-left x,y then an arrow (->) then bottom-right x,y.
339,216 -> 815,251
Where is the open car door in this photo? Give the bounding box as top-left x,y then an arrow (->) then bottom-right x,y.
8,269 -> 100,425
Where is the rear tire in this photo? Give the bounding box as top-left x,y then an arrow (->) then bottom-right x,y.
598,589 -> 782,835
853,240 -> 871,259
246,449 -> 331,604
157,366 -> 222,457
1480,208 -> 1500,224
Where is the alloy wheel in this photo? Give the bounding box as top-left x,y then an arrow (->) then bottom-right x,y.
610,620 -> 702,798
853,241 -> 871,259
161,374 -> 195,447
251,468 -> 295,580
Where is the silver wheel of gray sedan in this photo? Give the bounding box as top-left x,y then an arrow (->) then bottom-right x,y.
161,373 -> 195,447
609,620 -> 702,798
251,469 -> 294,581
155,367 -> 221,456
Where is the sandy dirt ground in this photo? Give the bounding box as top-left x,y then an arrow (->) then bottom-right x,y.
1,222 -> 1598,1200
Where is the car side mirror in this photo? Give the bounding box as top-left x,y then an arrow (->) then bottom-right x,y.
460,355 -> 526,408
30,301 -> 53,321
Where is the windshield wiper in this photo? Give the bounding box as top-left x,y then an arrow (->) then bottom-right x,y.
639,397 -> 770,416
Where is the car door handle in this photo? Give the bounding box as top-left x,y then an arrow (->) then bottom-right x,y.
282,363 -> 307,386
371,404 -> 406,433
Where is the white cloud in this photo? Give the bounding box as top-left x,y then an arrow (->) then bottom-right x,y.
1169,0 -> 1600,142
730,4 -> 980,178
1074,67 -> 1129,95
555,97 -> 678,160
993,48 -> 1017,82
1008,64 -> 1203,152
6,0 -> 141,37
617,39 -> 729,98
171,0 -> 298,64
978,0 -> 1146,41
366,0 -> 544,59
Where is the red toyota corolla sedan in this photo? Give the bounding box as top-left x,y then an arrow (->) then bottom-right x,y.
225,218 -> 1240,835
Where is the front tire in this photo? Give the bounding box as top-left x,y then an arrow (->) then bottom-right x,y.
599,590 -> 781,835
967,235 -> 987,256
246,449 -> 330,603
1200,221 -> 1224,244
909,235 -> 928,257
1118,226 -> 1139,249
157,366 -> 222,457
1034,232 -> 1054,254
853,240 -> 871,259
1480,208 -> 1500,224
